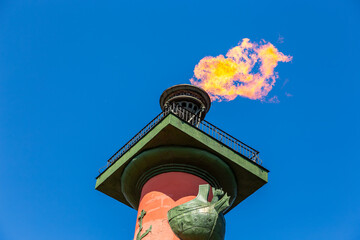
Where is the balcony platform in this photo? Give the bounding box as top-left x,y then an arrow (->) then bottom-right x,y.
95,112 -> 269,212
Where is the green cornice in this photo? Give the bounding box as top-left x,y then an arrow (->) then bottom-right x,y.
95,113 -> 268,211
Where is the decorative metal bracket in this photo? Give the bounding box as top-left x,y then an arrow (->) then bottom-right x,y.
136,210 -> 152,240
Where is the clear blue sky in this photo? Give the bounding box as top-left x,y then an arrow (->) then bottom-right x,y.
1,0 -> 359,239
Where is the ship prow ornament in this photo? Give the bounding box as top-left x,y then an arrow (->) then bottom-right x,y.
167,184 -> 230,240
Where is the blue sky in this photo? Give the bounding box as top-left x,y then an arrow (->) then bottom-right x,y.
0,0 -> 359,239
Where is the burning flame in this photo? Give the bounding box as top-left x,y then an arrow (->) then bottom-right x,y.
190,38 -> 292,102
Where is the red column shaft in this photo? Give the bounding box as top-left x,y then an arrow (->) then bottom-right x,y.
133,172 -> 211,240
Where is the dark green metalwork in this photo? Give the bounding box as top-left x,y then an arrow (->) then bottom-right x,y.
97,104 -> 262,176
136,210 -> 152,240
167,184 -> 230,240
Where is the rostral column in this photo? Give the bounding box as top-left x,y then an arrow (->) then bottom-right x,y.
95,84 -> 269,240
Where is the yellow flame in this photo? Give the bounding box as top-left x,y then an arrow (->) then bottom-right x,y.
190,38 -> 292,102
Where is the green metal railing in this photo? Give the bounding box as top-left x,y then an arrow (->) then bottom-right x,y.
98,104 -> 261,175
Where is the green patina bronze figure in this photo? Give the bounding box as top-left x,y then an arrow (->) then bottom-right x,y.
167,184 -> 230,240
136,210 -> 152,240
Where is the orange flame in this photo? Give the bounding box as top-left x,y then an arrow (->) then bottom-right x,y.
190,38 -> 292,102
